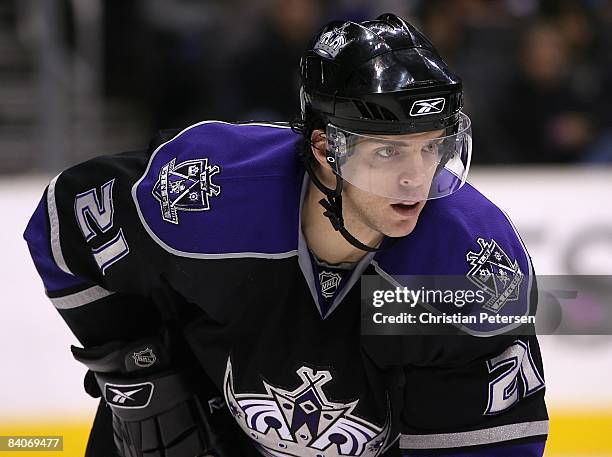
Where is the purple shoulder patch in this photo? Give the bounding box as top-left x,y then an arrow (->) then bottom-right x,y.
133,122 -> 304,258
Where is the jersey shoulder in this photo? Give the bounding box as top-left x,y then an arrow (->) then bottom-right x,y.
371,182 -> 533,337
375,182 -> 531,277
132,121 -> 303,258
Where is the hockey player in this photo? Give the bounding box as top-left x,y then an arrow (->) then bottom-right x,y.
24,14 -> 548,457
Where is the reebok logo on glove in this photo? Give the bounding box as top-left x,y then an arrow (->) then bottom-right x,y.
104,382 -> 154,409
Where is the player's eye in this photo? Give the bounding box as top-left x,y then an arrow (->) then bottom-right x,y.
373,146 -> 399,159
421,143 -> 438,155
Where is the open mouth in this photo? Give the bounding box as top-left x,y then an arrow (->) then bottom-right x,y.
390,201 -> 420,217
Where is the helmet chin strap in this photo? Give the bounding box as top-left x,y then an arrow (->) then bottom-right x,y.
303,158 -> 384,253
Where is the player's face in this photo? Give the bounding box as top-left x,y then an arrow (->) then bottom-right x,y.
313,128 -> 444,239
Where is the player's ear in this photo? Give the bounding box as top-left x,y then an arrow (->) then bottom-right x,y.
310,129 -> 330,169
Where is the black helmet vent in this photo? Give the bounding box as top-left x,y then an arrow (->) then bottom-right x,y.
353,100 -> 371,119
378,106 -> 399,121
352,100 -> 399,121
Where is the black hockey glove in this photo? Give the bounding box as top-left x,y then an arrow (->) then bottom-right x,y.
71,336 -> 248,457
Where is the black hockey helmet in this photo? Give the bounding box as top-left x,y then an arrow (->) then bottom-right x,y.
299,13 -> 463,134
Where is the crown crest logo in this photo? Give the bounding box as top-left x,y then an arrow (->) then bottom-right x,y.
224,358 -> 392,456
466,237 -> 524,313
314,23 -> 352,59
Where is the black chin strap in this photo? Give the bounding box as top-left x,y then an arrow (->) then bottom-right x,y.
303,158 -> 383,253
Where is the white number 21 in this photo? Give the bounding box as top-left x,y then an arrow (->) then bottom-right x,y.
485,340 -> 545,415
74,179 -> 129,274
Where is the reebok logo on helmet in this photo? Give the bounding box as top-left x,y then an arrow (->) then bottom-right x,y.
410,98 -> 446,116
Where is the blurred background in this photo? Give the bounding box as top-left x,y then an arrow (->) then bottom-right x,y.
1,0 -> 611,456
1,0 -> 612,170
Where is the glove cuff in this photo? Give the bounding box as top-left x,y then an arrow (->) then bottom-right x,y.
72,338 -> 171,375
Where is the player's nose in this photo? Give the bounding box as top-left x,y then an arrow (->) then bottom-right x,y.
397,168 -> 426,189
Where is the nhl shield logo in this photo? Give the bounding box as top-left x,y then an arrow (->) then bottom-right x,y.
466,238 -> 524,313
132,348 -> 156,368
152,157 -> 221,224
314,23 -> 352,59
319,271 -> 341,299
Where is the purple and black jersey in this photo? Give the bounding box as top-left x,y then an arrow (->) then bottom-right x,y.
24,121 -> 547,456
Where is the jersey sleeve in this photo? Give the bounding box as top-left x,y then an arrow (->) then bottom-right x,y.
23,147 -> 167,346
394,333 -> 548,456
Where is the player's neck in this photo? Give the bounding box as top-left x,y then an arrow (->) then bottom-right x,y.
301,181 -> 380,264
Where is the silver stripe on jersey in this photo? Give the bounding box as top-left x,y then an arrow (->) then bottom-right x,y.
47,173 -> 73,275
399,420 -> 549,449
50,285 -> 115,309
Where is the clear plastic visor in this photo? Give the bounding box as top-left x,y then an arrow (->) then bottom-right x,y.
326,112 -> 472,201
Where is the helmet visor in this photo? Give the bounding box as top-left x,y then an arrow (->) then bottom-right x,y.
325,112 -> 472,201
